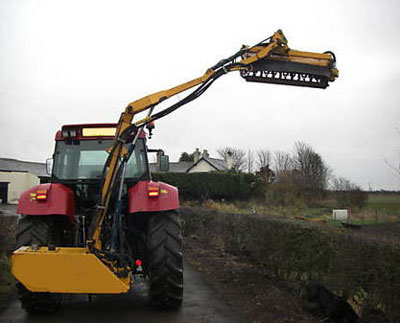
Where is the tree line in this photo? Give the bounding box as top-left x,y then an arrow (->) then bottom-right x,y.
180,141 -> 368,208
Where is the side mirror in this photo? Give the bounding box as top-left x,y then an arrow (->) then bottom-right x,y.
159,155 -> 169,172
46,158 -> 53,176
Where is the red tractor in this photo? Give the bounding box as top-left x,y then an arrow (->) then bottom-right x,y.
11,29 -> 338,313
15,123 -> 182,311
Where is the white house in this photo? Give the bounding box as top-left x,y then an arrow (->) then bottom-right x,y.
0,158 -> 49,204
150,148 -> 233,173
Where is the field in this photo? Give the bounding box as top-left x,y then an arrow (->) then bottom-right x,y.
365,193 -> 400,217
188,192 -> 400,229
334,193 -> 400,227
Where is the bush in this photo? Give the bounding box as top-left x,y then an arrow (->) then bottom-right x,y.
267,181 -> 301,206
331,176 -> 369,208
0,215 -> 17,255
0,215 -> 17,309
153,171 -> 263,201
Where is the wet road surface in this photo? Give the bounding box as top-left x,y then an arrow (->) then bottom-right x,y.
0,261 -> 243,323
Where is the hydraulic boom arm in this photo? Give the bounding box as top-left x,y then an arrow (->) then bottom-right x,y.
89,29 -> 338,250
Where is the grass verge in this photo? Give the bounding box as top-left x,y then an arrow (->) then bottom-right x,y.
181,206 -> 400,322
184,192 -> 400,227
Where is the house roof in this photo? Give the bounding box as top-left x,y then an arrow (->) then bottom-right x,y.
204,157 -> 229,171
0,158 -> 48,177
186,156 -> 228,172
149,161 -> 193,173
150,157 -> 228,173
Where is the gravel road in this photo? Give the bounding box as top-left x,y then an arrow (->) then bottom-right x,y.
0,261 -> 242,323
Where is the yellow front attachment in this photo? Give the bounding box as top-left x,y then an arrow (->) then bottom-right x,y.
12,247 -> 131,294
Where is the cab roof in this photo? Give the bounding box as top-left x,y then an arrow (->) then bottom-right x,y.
55,123 -> 147,140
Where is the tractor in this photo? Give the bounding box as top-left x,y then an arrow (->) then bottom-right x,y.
14,124 -> 181,311
11,30 -> 338,312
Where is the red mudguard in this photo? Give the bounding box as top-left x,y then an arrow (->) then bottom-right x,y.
17,183 -> 75,223
128,181 -> 180,214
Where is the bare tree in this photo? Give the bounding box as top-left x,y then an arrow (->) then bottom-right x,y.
273,150 -> 294,176
256,149 -> 272,171
331,176 -> 349,191
293,141 -> 330,194
217,147 -> 247,172
384,126 -> 400,177
385,160 -> 400,177
247,150 -> 254,173
331,176 -> 368,208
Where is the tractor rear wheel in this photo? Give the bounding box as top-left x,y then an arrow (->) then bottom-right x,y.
147,210 -> 183,309
15,215 -> 63,313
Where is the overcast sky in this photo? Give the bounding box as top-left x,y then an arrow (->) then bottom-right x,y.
1,0 -> 399,190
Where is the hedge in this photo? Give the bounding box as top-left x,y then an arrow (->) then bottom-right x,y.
0,214 -> 18,308
180,207 -> 400,322
0,215 -> 17,255
152,172 -> 263,201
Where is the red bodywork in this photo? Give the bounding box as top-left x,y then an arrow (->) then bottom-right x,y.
128,181 -> 179,214
17,181 -> 179,221
17,183 -> 75,223
17,124 -> 179,223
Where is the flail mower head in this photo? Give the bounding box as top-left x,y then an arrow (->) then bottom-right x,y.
240,31 -> 338,89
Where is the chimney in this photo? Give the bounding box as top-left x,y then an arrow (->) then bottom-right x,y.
193,148 -> 201,162
202,149 -> 209,158
225,150 -> 233,170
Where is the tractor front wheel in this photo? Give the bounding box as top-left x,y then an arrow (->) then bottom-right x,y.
147,210 -> 183,309
15,215 -> 63,313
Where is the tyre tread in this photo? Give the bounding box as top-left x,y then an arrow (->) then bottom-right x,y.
15,215 -> 62,313
148,210 -> 183,309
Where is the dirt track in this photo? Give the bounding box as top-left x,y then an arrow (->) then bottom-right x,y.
185,237 -> 320,323
0,261 -> 243,323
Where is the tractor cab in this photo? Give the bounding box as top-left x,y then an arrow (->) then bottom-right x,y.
52,124 -> 150,181
49,124 -> 150,211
